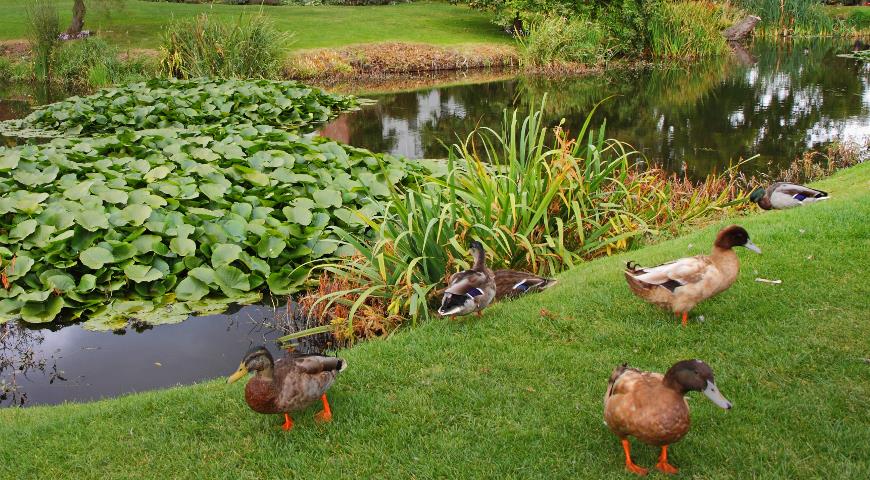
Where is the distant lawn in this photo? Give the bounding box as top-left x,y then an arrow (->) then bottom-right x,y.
1,162 -> 867,478
0,1 -> 510,50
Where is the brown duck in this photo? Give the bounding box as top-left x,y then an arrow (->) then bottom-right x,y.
493,269 -> 557,300
604,360 -> 732,475
624,225 -> 761,326
227,346 -> 346,431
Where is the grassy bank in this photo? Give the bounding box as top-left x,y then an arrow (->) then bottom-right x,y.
2,163 -> 867,478
0,1 -> 510,51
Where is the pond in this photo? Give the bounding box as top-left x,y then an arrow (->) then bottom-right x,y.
321,38 -> 870,178
1,38 -> 868,407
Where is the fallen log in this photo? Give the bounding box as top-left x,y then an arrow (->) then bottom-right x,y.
723,15 -> 761,42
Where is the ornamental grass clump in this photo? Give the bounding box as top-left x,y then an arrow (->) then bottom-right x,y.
282,101 -> 753,345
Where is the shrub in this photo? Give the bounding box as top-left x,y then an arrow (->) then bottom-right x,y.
847,9 -> 870,31
54,37 -> 156,89
26,0 -> 61,81
517,16 -> 611,67
160,13 -> 290,79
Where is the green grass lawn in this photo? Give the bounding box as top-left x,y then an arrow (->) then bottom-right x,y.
2,163 -> 868,478
0,0 -> 510,51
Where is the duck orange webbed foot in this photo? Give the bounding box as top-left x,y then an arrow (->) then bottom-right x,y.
622,439 -> 649,475
314,393 -> 333,423
281,413 -> 294,431
655,445 -> 679,474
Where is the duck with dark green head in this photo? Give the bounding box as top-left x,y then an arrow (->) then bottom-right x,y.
227,346 -> 346,431
750,182 -> 829,210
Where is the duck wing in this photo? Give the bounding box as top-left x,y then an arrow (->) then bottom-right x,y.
291,354 -> 346,374
445,270 -> 491,296
771,182 -> 828,199
625,256 -> 710,292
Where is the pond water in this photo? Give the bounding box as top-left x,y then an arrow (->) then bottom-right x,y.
1,38 -> 868,407
321,39 -> 870,178
1,304 -> 282,407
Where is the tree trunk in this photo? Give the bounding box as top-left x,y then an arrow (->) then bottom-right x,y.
67,0 -> 86,36
722,15 -> 761,43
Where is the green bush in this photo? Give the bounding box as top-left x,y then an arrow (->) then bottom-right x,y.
0,58 -> 32,83
517,16 -> 611,67
160,13 -> 290,79
847,9 -> 870,30
54,37 -> 156,89
599,0 -> 653,56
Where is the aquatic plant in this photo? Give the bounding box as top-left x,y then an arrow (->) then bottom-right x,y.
280,102 -> 752,345
160,13 -> 289,79
735,0 -> 833,36
0,78 -> 358,138
26,0 -> 61,81
0,126 -> 436,329
646,1 -> 734,58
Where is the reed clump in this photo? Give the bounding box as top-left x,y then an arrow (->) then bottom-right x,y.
280,102 -> 754,345
160,13 -> 290,79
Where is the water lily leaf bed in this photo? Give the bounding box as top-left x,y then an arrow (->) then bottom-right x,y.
0,78 -> 360,139
0,125 -> 434,330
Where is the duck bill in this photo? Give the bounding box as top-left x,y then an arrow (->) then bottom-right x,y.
703,380 -> 732,409
226,361 -> 248,384
744,240 -> 762,254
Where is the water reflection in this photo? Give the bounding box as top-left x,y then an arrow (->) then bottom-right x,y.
323,39 -> 870,177
0,304 -> 282,407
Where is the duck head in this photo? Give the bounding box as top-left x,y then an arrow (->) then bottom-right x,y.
714,225 -> 761,254
749,188 -> 765,204
227,346 -> 274,383
469,240 -> 486,270
664,359 -> 732,409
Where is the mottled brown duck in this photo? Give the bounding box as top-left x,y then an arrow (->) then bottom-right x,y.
437,240 -> 496,318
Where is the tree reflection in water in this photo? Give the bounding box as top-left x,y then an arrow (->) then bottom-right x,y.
0,323 -> 64,406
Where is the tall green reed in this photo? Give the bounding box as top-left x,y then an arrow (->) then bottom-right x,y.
26,0 -> 61,81
160,13 -> 291,79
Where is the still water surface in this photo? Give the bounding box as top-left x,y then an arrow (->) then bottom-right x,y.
1,38 -> 868,406
322,39 -> 870,177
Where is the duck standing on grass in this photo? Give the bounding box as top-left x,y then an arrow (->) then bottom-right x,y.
493,269 -> 557,300
227,346 -> 346,431
438,240 -> 496,318
750,182 -> 829,210
624,225 -> 761,326
604,360 -> 732,475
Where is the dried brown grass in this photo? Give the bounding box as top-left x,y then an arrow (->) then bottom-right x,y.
284,42 -> 518,80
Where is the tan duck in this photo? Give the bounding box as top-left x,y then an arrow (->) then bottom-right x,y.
750,182 -> 828,210
437,240 -> 496,317
624,225 -> 761,326
227,346 -> 346,431
604,360 -> 732,475
493,269 -> 557,300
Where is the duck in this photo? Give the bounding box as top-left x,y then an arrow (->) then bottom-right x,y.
624,225 -> 761,326
604,359 -> 732,475
437,240 -> 496,318
749,182 -> 829,210
226,345 -> 346,431
493,269 -> 557,300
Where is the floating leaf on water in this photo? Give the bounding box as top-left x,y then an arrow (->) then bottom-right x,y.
175,276 -> 209,301
211,244 -> 242,267
20,296 -> 64,323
